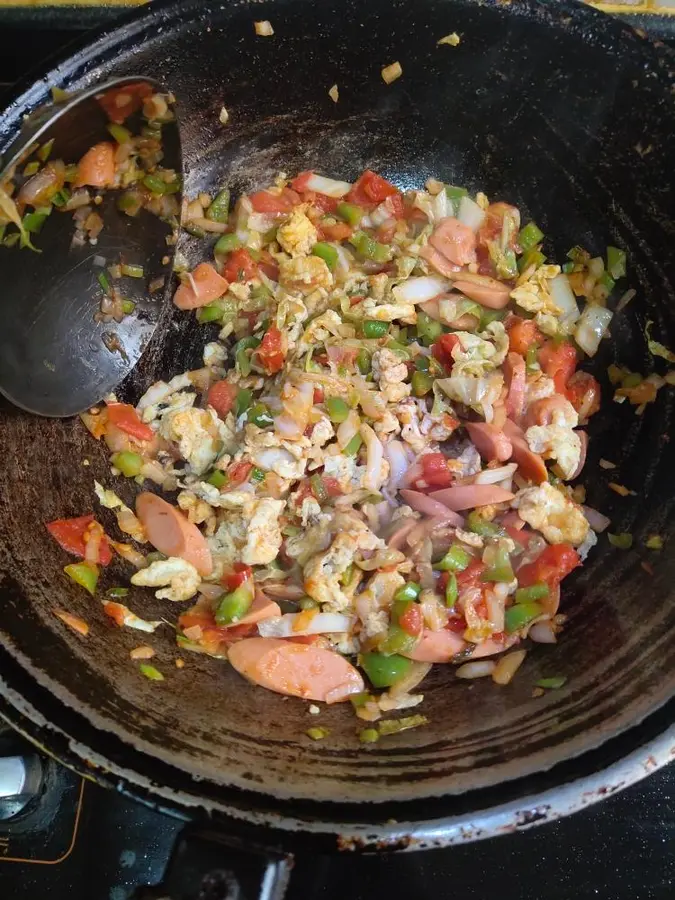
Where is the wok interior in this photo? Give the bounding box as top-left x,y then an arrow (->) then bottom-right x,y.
0,0 -> 674,810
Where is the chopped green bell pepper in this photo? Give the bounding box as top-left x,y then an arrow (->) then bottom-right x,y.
360,652 -> 412,688
206,189 -> 230,223
64,562 -> 99,595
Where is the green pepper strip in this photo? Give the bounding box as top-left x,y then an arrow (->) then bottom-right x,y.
411,370 -> 433,397
107,123 -> 132,144
536,676 -> 567,690
362,320 -> 389,339
515,583 -> 549,604
197,304 -> 223,324
336,202 -> 363,227
111,451 -> 143,477
235,336 -> 261,376
607,246 -> 626,280
518,221 -> 544,253
139,664 -> 164,681
343,433 -> 363,456
360,652 -> 412,688
394,582 -> 421,603
356,349 -> 371,374
215,584 -> 253,625
310,473 -> 328,503
466,511 -> 504,538
312,242 -> 339,270
247,402 -> 274,428
436,544 -> 470,572
326,396 -> 350,423
445,572 -> 458,608
64,562 -> 99,595
206,470 -> 227,488
235,388 -> 253,418
206,189 -> 231,223
416,311 -> 443,344
214,232 -> 241,255
350,230 -> 391,263
504,600 -> 541,633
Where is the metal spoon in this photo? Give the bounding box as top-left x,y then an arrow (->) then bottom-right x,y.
0,77 -> 182,418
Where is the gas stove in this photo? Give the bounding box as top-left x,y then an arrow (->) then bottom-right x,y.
0,7 -> 674,900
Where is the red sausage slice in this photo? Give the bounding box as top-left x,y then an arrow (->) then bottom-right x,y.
136,492 -> 213,577
503,419 -> 548,485
404,628 -> 466,662
503,352 -> 526,421
227,638 -> 365,703
465,422 -> 513,463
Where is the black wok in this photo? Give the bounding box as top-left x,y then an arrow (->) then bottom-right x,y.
0,0 -> 674,889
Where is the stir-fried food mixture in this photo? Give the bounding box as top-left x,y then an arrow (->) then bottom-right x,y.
48,167 -> 632,734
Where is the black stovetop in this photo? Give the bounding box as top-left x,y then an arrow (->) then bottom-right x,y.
0,9 -> 674,900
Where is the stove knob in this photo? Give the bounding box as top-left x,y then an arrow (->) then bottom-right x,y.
0,754 -> 43,820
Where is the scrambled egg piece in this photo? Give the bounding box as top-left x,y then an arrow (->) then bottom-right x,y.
354,570 -> 405,638
526,425 -> 582,481
177,490 -> 217,529
245,427 -> 310,480
356,298 -> 415,322
242,497 -> 284,565
203,342 -> 227,368
279,256 -> 333,294
525,373 -> 556,406
277,207 -> 318,257
394,399 -> 428,453
275,290 -> 309,345
303,517 -> 384,611
372,349 -> 411,403
285,514 -> 333,565
299,310 -> 351,351
513,482 -> 589,546
94,481 -> 146,543
136,373 -> 192,420
511,265 -> 562,316
374,409 -> 401,438
322,453 -> 366,492
160,407 -> 227,475
131,557 -> 200,602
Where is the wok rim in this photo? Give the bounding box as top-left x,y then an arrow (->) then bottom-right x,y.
0,0 -> 674,847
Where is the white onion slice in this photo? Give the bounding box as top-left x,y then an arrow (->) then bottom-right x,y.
529,622 -> 557,644
392,275 -> 450,304
457,196 -> 486,232
432,189 -> 451,223
474,463 -> 518,485
582,505 -> 611,533
574,304 -> 613,356
456,660 -> 496,679
257,613 -> 354,637
304,174 -> 352,197
549,273 -> 580,327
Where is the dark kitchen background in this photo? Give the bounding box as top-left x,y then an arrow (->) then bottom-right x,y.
0,3 -> 674,899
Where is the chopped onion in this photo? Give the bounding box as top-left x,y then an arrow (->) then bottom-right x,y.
360,423 -> 384,491
303,173 -> 352,198
336,409 -> 360,449
384,440 -> 411,490
392,275 -> 450,304
328,84 -> 339,103
389,661 -> 432,697
457,195 -> 486,232
492,649 -> 527,685
258,612 -> 354,637
529,622 -> 557,644
370,201 -> 395,228
254,20 -> 274,36
616,288 -> 636,313
93,255 -> 107,268
198,583 -> 225,601
474,463 -> 518,485
432,188 -> 451,223
549,273 -> 580,327
456,660 -> 496,679
381,61 -> 402,84
357,547 -> 406,571
582,505 -> 610,533
574,304 -> 613,356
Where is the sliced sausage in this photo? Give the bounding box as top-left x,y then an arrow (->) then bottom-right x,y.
404,628 -> 466,663
465,422 -> 513,463
173,262 -> 228,310
503,419 -> 548,485
75,142 -> 116,188
452,277 -> 511,309
419,244 -> 462,278
524,395 -> 577,429
399,489 -> 465,523
136,492 -> 213,577
429,217 -> 477,266
568,430 -> 588,480
429,484 -> 515,511
503,352 -> 526,421
227,638 -> 364,703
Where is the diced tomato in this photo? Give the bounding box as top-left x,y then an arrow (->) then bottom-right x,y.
302,191 -> 339,215
106,403 -> 155,443
222,563 -> 253,591
290,171 -> 315,192
507,316 -> 543,356
96,81 -> 152,124
477,202 -> 520,250
517,544 -> 580,590
386,193 -> 405,219
256,326 -> 286,374
319,221 -> 352,241
227,460 -> 253,487
565,371 -> 601,420
349,295 -> 365,307
75,142 -> 116,188
431,333 -> 460,370
222,248 -> 259,283
420,452 -> 453,488
249,190 -> 293,215
399,602 -> 423,637
103,601 -> 127,626
347,170 -> 399,207
456,559 -> 486,589
446,615 -> 467,633
47,515 -> 112,566
538,340 -> 577,394
207,381 -> 238,418
313,387 -> 325,404
321,476 -> 343,497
